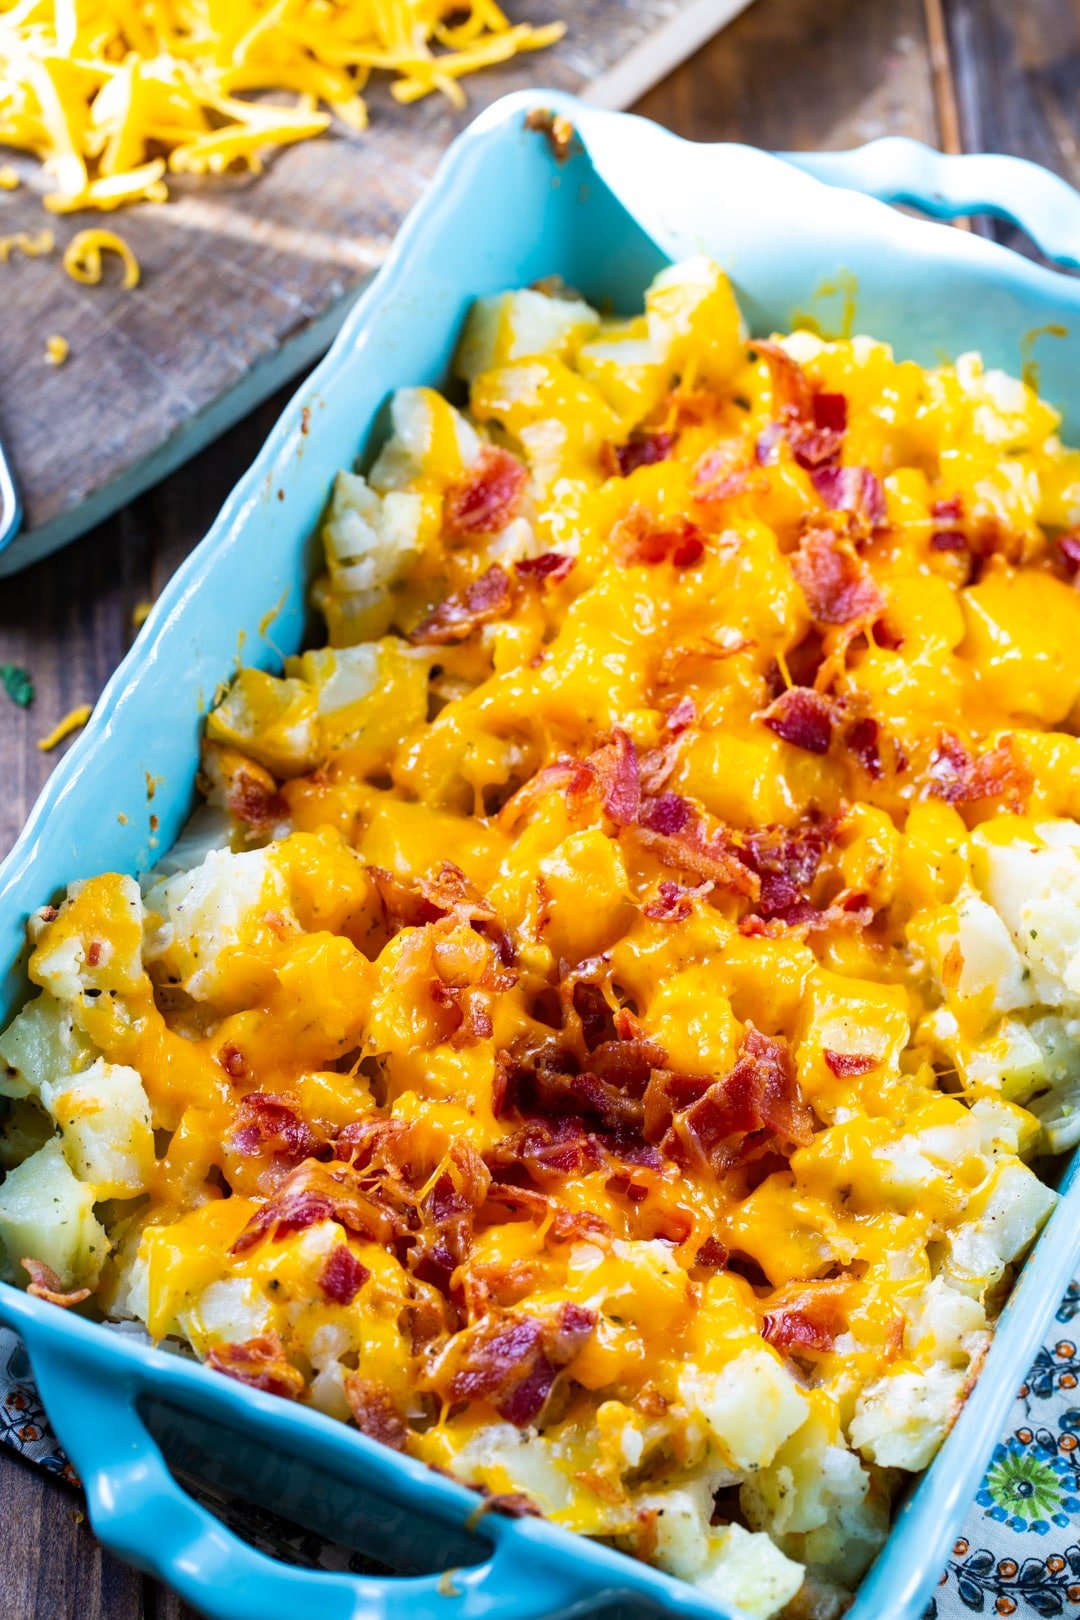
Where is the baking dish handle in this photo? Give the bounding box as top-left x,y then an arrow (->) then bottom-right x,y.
24,1333 -> 609,1620
778,137 -> 1080,271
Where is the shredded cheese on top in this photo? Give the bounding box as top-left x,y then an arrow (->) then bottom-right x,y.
37,702 -> 92,751
0,0 -> 565,214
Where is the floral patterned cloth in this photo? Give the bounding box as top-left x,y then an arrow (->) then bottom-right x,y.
6,1292 -> 1080,1608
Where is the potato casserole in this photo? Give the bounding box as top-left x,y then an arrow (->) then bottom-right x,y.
3,259 -> 1080,1618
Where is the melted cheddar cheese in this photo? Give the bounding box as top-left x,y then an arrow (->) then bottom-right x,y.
4,260 -> 1080,1618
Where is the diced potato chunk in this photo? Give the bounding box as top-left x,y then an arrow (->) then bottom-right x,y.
40,1058 -> 154,1198
0,1136 -> 108,1288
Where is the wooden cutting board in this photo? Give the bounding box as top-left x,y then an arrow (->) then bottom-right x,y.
0,0 -> 750,574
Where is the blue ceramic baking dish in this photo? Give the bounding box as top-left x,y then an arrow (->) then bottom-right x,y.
2,90 -> 1080,1620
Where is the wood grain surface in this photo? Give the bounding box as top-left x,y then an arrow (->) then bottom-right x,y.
1,0 -> 1079,1614
0,0 -> 747,568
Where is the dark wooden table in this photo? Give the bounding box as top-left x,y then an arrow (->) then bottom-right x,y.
0,0 -> 1075,1613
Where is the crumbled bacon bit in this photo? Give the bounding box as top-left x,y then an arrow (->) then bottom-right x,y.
21,1258 -> 91,1308
410,564 -> 514,645
761,1286 -> 847,1354
741,820 -> 829,925
639,792 -> 690,836
227,1091 -> 323,1165
607,431 -> 675,478
231,1160 -> 402,1255
344,1375 -> 411,1451
206,1334 -> 305,1399
483,1492 -> 542,1519
588,728 -> 640,826
930,529 -> 968,554
227,767 -> 287,832
846,716 -> 883,780
515,552 -> 574,584
823,1049 -> 878,1077
643,878 -> 709,923
444,447 -> 528,539
653,1026 -> 815,1174
810,465 -> 887,529
928,732 -> 1033,813
761,686 -> 833,754
812,392 -> 847,434
791,526 -> 885,626
931,496 -> 963,523
693,441 -> 761,501
215,1043 -> 246,1081
1058,530 -> 1080,577
439,1302 -> 596,1426
612,506 -> 706,568
636,796 -> 759,897
86,940 -> 103,967
319,1244 -> 370,1305
693,1237 -> 729,1271
665,696 -> 697,734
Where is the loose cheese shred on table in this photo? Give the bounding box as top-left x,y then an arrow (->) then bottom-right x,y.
36,703 -> 92,751
0,228 -> 53,262
44,333 -> 69,364
62,229 -> 140,289
0,1 -> 565,214
0,164 -> 19,189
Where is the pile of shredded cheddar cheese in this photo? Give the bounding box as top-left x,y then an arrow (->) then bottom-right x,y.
0,0 -> 563,213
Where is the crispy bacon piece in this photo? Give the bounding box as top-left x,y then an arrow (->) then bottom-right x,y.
791,527 -> 885,626
230,1159 -> 402,1255
1058,529 -> 1080,577
611,506 -> 706,568
319,1244 -> 370,1305
694,1235 -> 729,1270
410,564 -> 514,645
444,446 -> 528,539
497,1025 -> 665,1138
761,1286 -> 847,1355
823,1049 -> 878,1077
741,820 -> 829,925
606,431 -> 675,478
227,1091 -> 323,1164
227,767 -> 287,832
751,343 -> 848,469
409,1143 -> 491,1296
635,794 -> 759,897
846,716 -> 883,780
643,878 -> 711,922
439,1303 -> 596,1426
637,790 -> 757,894
587,728 -> 640,826
761,687 -> 833,754
656,1027 -> 816,1174
928,732 -> 1033,813
21,1258 -> 90,1308
515,552 -> 574,584
930,528 -> 968,555
344,1375 -> 411,1451
206,1333 -> 305,1399
752,340 -> 814,418
218,1042 -> 247,1080
665,696 -> 697,734
693,441 -> 762,502
810,466 -> 887,530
